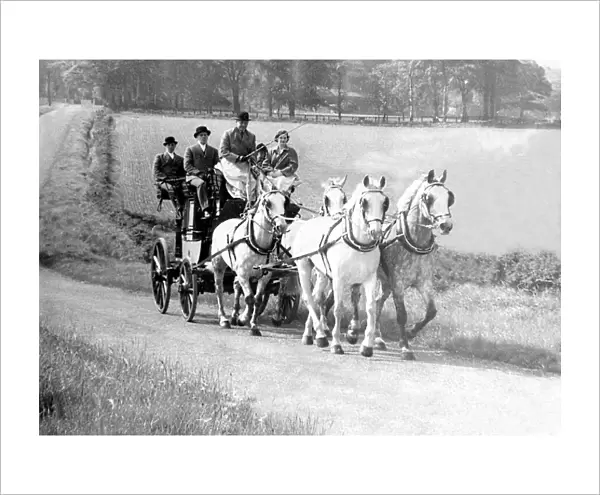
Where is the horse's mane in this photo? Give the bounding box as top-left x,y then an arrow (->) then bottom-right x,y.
396,175 -> 427,213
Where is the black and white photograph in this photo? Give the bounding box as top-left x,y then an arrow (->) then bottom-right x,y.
1,1 -> 599,494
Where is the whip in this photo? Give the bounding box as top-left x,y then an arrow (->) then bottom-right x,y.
243,121 -> 309,160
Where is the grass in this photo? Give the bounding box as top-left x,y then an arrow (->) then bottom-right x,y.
39,109 -> 561,374
113,114 -> 561,256
39,322 -> 326,434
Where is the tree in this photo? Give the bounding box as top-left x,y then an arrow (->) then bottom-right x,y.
218,61 -> 248,114
446,61 -> 480,122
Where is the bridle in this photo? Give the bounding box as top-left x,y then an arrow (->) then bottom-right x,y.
252,190 -> 288,234
413,182 -> 454,229
380,181 -> 454,254
343,188 -> 390,252
320,184 -> 347,216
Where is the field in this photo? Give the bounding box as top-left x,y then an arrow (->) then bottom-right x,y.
114,114 -> 561,255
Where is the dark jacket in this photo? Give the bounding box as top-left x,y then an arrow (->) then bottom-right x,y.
219,127 -> 256,163
261,146 -> 299,177
184,143 -> 219,177
153,152 -> 185,182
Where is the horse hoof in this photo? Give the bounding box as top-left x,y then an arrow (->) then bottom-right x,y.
331,344 -> 344,355
360,345 -> 373,358
250,328 -> 262,337
302,335 -> 314,346
316,337 -> 330,348
346,332 -> 358,345
235,318 -> 246,327
271,317 -> 282,327
220,320 -> 231,329
400,348 -> 416,361
374,339 -> 387,351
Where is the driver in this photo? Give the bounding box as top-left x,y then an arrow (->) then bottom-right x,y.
153,136 -> 186,218
216,111 -> 265,202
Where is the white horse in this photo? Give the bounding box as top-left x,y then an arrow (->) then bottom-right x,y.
291,175 -> 390,357
272,176 -> 348,327
348,169 -> 455,359
211,181 -> 289,335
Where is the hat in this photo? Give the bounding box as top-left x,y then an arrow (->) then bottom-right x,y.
163,136 -> 178,146
234,111 -> 251,122
274,129 -> 289,141
194,126 -> 211,138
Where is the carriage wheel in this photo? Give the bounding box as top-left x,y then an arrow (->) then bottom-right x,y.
178,258 -> 198,322
151,238 -> 171,314
280,293 -> 301,324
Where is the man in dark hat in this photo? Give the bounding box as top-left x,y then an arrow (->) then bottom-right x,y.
184,125 -> 221,218
153,136 -> 186,218
216,111 -> 264,201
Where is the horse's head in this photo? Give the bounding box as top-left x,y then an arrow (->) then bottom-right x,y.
346,175 -> 390,242
321,175 -> 348,216
421,169 -> 454,235
257,180 -> 289,236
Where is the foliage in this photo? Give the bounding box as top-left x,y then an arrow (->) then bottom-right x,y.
495,249 -> 561,292
434,247 -> 561,294
40,60 -> 558,121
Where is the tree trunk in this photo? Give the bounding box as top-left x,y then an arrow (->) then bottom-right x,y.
408,74 -> 414,123
288,98 -> 296,119
461,88 -> 469,123
231,83 -> 240,114
431,76 -> 440,123
490,71 -> 497,121
46,71 -> 52,106
482,65 -> 490,120
337,78 -> 343,121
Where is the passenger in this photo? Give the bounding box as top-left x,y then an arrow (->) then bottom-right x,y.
261,129 -> 301,222
153,136 -> 186,218
184,126 -> 222,218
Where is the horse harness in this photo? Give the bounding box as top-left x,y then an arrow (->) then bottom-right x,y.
287,188 -> 389,279
380,181 -> 453,254
224,191 -> 286,266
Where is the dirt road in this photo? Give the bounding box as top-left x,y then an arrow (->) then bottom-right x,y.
38,107 -> 560,435
39,268 -> 560,435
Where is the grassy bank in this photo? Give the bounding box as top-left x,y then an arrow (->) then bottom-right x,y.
40,323 -> 325,434
39,108 -> 561,374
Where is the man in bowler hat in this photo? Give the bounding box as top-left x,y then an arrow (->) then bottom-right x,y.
184,125 -> 221,218
153,136 -> 186,218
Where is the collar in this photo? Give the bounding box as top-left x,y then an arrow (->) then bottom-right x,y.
197,142 -> 207,151
166,151 -> 175,160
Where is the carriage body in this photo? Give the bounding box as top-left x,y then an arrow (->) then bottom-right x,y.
150,173 -> 300,323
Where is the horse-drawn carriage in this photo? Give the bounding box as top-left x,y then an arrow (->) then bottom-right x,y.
150,171 -> 301,325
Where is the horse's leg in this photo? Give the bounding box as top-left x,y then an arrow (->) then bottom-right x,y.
213,256 -> 231,329
314,272 -> 332,338
373,275 -> 392,351
297,259 -> 325,347
329,275 -> 346,354
249,274 -> 271,332
406,281 -> 437,340
236,276 -> 260,336
346,284 -> 362,344
390,282 -> 415,360
231,277 -> 243,326
359,272 -> 379,358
